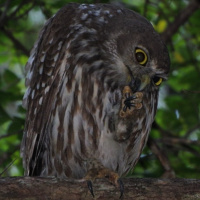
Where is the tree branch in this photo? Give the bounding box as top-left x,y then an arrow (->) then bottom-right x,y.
0,177 -> 200,199
0,27 -> 29,56
161,0 -> 200,43
147,138 -> 175,178
0,0 -> 11,26
0,130 -> 22,140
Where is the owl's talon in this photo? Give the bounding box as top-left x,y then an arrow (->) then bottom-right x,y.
87,180 -> 94,198
120,87 -> 144,117
124,95 -> 136,104
123,96 -> 135,111
123,105 -> 127,112
84,167 -> 123,197
118,179 -> 124,199
123,92 -> 143,110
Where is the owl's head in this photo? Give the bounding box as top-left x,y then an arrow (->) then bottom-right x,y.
102,5 -> 170,93
51,3 -> 170,94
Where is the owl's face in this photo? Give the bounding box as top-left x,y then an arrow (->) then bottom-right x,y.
103,14 -> 170,94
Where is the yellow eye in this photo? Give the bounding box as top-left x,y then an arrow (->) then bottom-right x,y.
135,48 -> 148,65
153,76 -> 163,86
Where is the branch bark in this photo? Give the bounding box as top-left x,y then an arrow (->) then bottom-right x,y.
0,177 -> 200,200
161,0 -> 200,43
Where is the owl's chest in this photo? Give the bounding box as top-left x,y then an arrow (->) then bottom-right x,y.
95,89 -> 156,176
97,124 -> 151,176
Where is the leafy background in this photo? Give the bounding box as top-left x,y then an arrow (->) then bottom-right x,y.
0,0 -> 200,179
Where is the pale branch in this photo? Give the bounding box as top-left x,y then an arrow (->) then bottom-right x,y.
0,177 -> 200,200
161,0 -> 200,43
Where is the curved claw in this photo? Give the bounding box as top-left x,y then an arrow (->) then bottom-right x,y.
123,96 -> 136,111
87,180 -> 94,198
124,95 -> 136,102
123,105 -> 127,112
118,179 -> 124,199
123,92 -> 144,113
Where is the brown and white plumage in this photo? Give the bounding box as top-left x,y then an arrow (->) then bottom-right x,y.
21,3 -> 170,180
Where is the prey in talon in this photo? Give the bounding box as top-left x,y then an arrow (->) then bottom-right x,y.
120,86 -> 143,118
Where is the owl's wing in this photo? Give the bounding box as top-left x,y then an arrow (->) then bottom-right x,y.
21,7 -> 75,175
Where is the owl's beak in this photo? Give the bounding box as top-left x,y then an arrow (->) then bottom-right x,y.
129,75 -> 150,92
138,74 -> 151,91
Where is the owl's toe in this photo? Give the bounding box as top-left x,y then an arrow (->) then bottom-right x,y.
87,180 -> 94,197
124,92 -> 143,110
118,179 -> 124,199
84,167 -> 124,198
120,85 -> 144,118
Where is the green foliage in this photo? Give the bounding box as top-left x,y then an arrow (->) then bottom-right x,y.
0,0 -> 200,179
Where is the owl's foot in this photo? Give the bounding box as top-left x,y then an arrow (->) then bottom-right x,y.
123,92 -> 143,111
120,86 -> 143,118
84,167 -> 124,198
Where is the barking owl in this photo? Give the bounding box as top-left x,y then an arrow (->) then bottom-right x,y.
21,2 -> 170,194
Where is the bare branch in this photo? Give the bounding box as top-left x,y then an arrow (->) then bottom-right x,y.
9,0 -> 32,19
161,0 -> 200,43
10,1 -> 36,20
159,137 -> 200,158
0,130 -> 22,140
182,90 -> 200,94
184,123 -> 200,138
0,159 -> 17,177
0,144 -> 20,166
152,122 -> 174,137
0,27 -> 29,56
0,0 -> 11,26
143,0 -> 150,17
147,138 -> 175,178
160,137 -> 200,146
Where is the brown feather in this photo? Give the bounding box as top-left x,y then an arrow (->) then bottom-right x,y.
21,3 -> 170,178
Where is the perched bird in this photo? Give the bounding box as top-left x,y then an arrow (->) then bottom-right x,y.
21,2 -> 170,196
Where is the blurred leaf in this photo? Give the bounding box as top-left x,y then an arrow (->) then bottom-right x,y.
155,19 -> 168,33
174,52 -> 185,63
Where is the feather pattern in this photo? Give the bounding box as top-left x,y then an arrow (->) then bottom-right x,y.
21,3 -> 170,178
